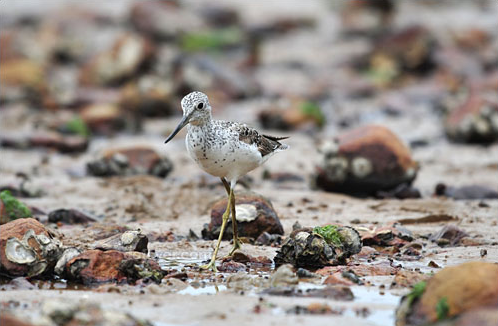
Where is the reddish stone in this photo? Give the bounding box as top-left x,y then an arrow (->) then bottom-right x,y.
66,249 -> 128,284
445,88 -> 498,144
80,103 -> 124,135
323,272 -> 355,286
391,270 -> 429,289
315,125 -> 418,195
28,132 -> 89,153
0,218 -> 52,276
104,147 -> 161,172
203,191 -> 284,240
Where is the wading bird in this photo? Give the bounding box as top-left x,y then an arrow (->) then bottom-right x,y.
164,91 -> 288,271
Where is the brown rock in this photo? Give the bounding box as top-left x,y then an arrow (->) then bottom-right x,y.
0,59 -> 44,88
317,261 -> 398,277
315,125 -> 418,195
120,76 -> 175,117
429,225 -> 468,246
0,218 -> 63,277
87,146 -> 173,178
1,132 -> 89,153
323,272 -> 355,286
445,88 -> 498,144
202,191 -> 284,241
66,249 -> 164,285
80,33 -> 154,86
403,262 -> 498,324
80,103 -> 125,135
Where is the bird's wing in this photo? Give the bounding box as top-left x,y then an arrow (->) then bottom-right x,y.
234,123 -> 289,156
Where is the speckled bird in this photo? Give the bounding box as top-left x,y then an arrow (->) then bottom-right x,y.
164,91 -> 289,271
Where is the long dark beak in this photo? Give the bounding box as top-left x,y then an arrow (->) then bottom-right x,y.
164,115 -> 189,144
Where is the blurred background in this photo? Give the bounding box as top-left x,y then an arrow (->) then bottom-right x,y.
1,0 -> 497,197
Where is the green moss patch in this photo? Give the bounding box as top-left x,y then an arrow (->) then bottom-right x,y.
313,225 -> 343,247
0,190 -> 32,221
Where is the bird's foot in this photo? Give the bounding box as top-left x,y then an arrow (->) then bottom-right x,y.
227,237 -> 242,257
200,259 -> 218,272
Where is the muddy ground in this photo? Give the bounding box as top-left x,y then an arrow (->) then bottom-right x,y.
1,1 -> 498,326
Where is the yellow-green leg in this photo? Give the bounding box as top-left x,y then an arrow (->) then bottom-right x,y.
200,188 -> 233,272
221,178 -> 241,257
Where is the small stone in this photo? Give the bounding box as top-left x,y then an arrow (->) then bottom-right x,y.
435,183 -> 498,200
270,264 -> 298,287
48,209 -> 97,225
202,191 -> 284,241
87,146 -> 173,178
429,225 -> 468,246
480,249 -> 488,258
444,88 -> 498,144
93,230 -> 148,253
80,103 -> 125,135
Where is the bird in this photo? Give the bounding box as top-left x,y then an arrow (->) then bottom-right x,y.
164,91 -> 289,271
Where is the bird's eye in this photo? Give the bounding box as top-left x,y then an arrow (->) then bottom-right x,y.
197,102 -> 204,109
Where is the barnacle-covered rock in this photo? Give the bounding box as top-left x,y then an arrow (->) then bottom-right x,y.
65,249 -> 164,285
444,88 -> 498,144
314,125 -> 418,196
0,218 -> 63,277
87,146 -> 173,178
93,230 -> 148,253
202,191 -> 284,241
274,225 -> 361,268
396,262 -> 498,326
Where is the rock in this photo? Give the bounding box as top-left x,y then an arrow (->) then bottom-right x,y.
435,183 -> 498,200
359,223 -> 413,247
227,251 -> 272,266
360,25 -> 436,86
396,262 -> 498,325
287,303 -> 343,315
258,100 -> 325,131
0,218 -> 63,277
87,146 -> 173,178
80,33 -> 154,86
218,260 -> 246,272
323,272 -> 355,286
316,261 -> 399,277
226,272 -> 267,291
270,264 -> 298,287
120,75 -> 175,117
314,125 -> 418,196
274,226 -> 362,268
1,132 -> 89,153
48,209 -> 97,225
54,247 -> 81,276
65,249 -> 164,285
202,191 -> 284,241
41,301 -> 153,326
296,268 -> 319,279
255,231 -> 282,246
80,103 -> 125,135
0,190 -> 32,225
375,183 -> 421,199
444,88 -> 498,144
93,230 -> 148,253
429,225 -> 468,246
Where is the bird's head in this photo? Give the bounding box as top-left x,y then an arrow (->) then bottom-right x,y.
164,91 -> 211,144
